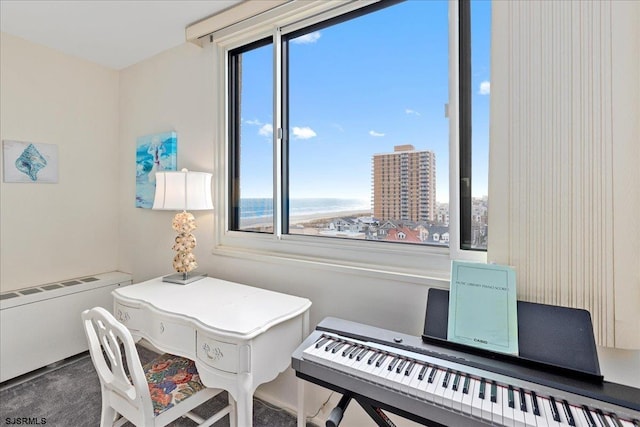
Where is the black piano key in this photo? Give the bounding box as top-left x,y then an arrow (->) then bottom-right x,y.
375,353 -> 388,367
367,351 -> 378,365
452,372 -> 461,391
315,337 -> 330,348
608,413 -> 623,427
462,375 -> 470,394
508,385 -> 515,408
417,364 -> 428,380
356,347 -> 368,361
490,381 -> 497,403
562,399 -> 576,427
427,366 -> 438,383
519,388 -> 528,412
332,342 -> 346,353
427,366 -> 438,384
530,391 -> 540,416
479,378 -> 486,399
595,409 -> 611,427
325,340 -> 340,352
347,345 -> 360,358
442,369 -> 452,388
348,346 -> 361,359
388,357 -> 400,371
396,359 -> 408,374
582,405 -> 597,427
341,344 -> 353,357
404,361 -> 415,376
549,397 -> 561,422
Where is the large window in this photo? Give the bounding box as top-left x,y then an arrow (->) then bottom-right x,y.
222,0 -> 489,274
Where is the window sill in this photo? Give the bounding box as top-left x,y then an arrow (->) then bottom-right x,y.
212,231 -> 483,289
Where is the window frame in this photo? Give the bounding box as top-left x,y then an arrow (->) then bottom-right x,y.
212,0 -> 486,286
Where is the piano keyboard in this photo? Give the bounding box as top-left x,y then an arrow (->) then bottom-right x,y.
300,331 -> 640,427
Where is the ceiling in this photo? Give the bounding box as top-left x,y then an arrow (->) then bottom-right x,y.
0,0 -> 243,70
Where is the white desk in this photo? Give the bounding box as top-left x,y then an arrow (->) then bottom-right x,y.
112,276 -> 311,427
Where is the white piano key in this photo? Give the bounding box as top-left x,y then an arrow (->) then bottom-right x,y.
536,396 -> 554,427
442,372 -> 457,409
470,378 -> 484,419
523,392 -> 538,427
461,375 -> 476,416
575,406 -> 596,427
513,388 -> 527,427
490,383 -> 504,426
502,386 -> 516,427
481,383 -> 494,423
425,368 -> 444,404
406,363 -> 426,398
415,366 -> 433,401
619,419 -> 638,427
399,362 -> 419,394
450,374 -> 465,413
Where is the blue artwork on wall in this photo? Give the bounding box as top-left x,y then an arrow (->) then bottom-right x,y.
3,140 -> 58,183
136,131 -> 177,208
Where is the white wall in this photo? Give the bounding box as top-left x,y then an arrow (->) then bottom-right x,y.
0,32 -> 120,292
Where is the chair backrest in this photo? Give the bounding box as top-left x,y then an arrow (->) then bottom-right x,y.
82,307 -> 155,426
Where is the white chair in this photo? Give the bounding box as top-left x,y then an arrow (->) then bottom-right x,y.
82,307 -> 235,427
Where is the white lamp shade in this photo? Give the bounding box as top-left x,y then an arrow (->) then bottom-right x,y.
152,170 -> 213,211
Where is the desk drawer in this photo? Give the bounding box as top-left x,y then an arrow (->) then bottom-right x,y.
150,319 -> 195,355
114,303 -> 143,331
197,333 -> 238,373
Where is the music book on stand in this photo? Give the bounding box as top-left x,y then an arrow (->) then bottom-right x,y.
447,260 -> 519,355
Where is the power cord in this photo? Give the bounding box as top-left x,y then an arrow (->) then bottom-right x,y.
253,391 -> 334,426
306,392 -> 334,421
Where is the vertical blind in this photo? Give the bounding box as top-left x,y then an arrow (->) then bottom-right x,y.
489,0 -> 639,348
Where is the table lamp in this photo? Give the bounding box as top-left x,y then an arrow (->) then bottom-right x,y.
152,168 -> 213,284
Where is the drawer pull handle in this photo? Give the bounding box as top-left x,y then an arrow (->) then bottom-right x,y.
202,343 -> 223,361
117,310 -> 130,323
159,322 -> 165,333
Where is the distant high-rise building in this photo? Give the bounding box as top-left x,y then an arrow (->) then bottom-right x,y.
372,145 -> 436,222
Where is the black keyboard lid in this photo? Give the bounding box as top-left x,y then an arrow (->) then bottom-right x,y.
423,288 -> 602,381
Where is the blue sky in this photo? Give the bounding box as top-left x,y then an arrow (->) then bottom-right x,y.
238,0 -> 490,204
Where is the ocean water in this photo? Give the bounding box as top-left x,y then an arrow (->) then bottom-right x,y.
240,198 -> 370,220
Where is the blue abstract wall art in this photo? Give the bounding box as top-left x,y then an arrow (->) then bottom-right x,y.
136,131 -> 177,208
2,140 -> 58,183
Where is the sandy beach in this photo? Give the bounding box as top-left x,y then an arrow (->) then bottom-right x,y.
239,209 -> 372,231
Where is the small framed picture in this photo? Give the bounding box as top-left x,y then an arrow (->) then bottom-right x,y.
3,140 -> 59,183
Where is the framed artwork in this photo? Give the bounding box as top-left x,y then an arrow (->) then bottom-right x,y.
3,140 -> 59,183
136,131 -> 177,208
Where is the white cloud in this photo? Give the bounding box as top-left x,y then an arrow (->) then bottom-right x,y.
259,124 -> 273,136
405,108 -> 421,116
245,118 -> 263,126
291,31 -> 321,44
292,126 -> 317,139
369,130 -> 385,137
479,80 -> 491,95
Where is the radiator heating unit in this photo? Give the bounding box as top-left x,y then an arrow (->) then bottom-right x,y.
0,271 -> 132,383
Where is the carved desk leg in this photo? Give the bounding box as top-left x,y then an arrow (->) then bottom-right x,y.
236,373 -> 253,427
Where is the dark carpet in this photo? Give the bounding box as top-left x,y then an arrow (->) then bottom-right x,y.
0,346 -> 316,427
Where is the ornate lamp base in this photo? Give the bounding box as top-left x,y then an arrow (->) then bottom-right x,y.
162,272 -> 208,285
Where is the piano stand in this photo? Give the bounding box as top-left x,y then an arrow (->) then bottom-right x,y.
327,392 -> 399,427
